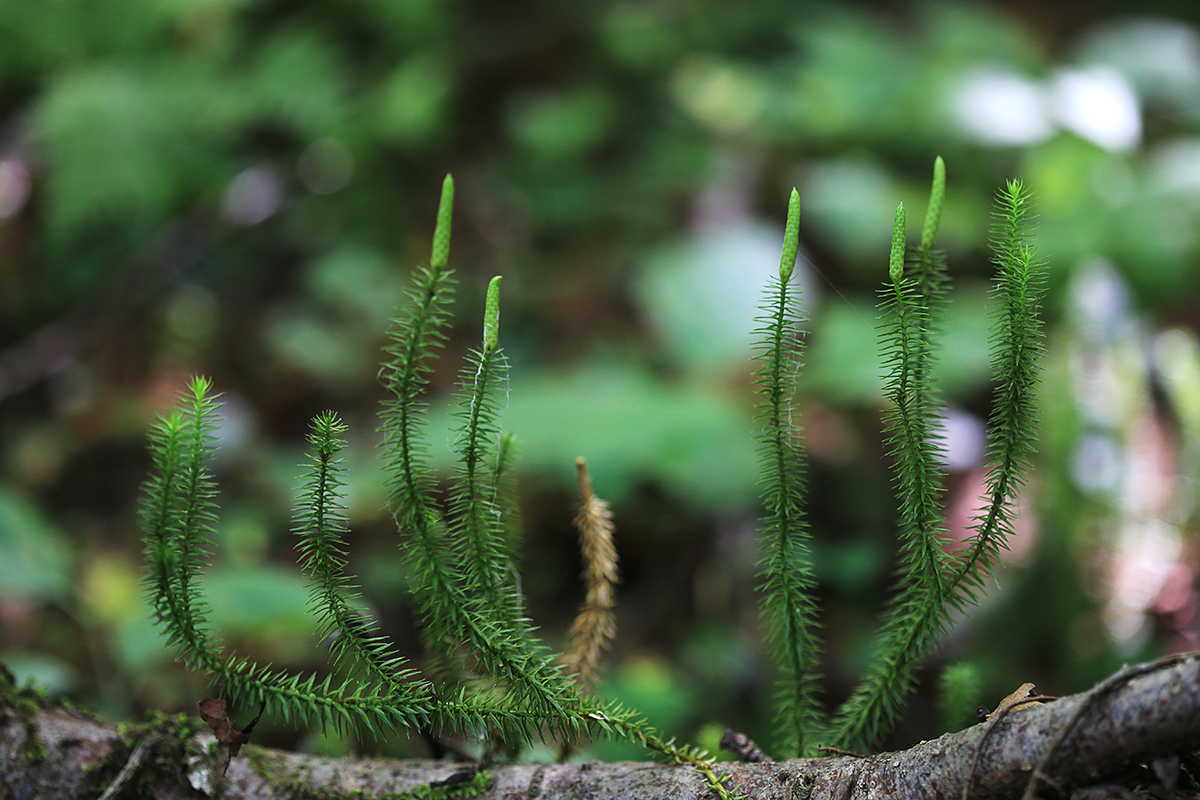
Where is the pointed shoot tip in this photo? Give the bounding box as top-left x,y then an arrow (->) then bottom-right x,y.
431,174 -> 455,269
483,275 -> 502,352
889,203 -> 906,284
921,157 -> 946,253
779,189 -> 801,283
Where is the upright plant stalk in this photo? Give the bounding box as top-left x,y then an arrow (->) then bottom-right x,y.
370,187 -> 731,796
391,272 -> 579,731
295,411 -> 546,742
754,189 -> 823,757
912,156 -> 950,395
380,174 -> 458,537
367,181 -> 729,793
825,169 -> 1045,752
951,180 -> 1046,600
294,413 -> 428,712
491,432 -> 523,558
828,197 -> 955,752
448,276 -> 520,618
141,376 -> 223,674
141,379 -> 426,736
376,181 -> 572,735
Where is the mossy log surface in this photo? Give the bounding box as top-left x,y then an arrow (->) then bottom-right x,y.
2,653 -> 1199,799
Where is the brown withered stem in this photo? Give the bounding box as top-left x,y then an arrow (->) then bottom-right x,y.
561,457 -> 619,689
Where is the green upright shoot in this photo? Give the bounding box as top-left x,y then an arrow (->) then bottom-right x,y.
753,188 -> 823,757
139,161 -> 1047,777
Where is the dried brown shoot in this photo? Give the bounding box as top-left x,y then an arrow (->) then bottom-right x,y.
561,457 -> 619,689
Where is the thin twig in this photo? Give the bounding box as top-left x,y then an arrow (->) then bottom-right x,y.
818,745 -> 867,758
97,733 -> 158,800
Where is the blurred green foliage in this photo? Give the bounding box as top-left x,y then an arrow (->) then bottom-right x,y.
2,0 -> 1200,758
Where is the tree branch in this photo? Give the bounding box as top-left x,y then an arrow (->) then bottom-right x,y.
3,653 -> 1198,799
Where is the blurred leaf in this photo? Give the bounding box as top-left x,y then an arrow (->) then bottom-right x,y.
305,243 -> 406,328
592,657 -> 694,761
507,83 -> 617,163
785,10 -> 917,143
1155,328 -> 1200,438
1023,136 -> 1110,216
263,306 -> 375,383
158,0 -> 262,14
215,504 -> 273,565
804,283 -> 991,404
241,27 -> 349,136
1112,194 -> 1200,305
801,160 -> 900,267
0,0 -> 175,77
37,65 -> 222,248
1073,18 -> 1200,120
932,283 -> 993,396
679,623 -> 756,686
189,564 -> 338,666
803,300 -> 883,404
637,220 -> 806,375
80,553 -> 141,625
0,487 -> 71,600
429,361 -> 757,508
2,652 -> 77,695
811,537 -> 889,594
114,613 -> 174,672
597,4 -> 683,72
371,49 -> 454,147
922,2 -> 1045,72
671,57 -> 769,136
200,565 -> 313,640
329,0 -> 450,50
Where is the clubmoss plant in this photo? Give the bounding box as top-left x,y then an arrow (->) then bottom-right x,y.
752,160 -> 1046,756
140,161 -> 1046,773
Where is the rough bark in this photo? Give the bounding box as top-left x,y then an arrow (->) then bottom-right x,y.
2,653 -> 1198,800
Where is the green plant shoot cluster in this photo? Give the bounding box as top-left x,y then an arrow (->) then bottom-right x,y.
754,158 -> 1047,755
140,161 -> 1046,776
141,175 -> 731,798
